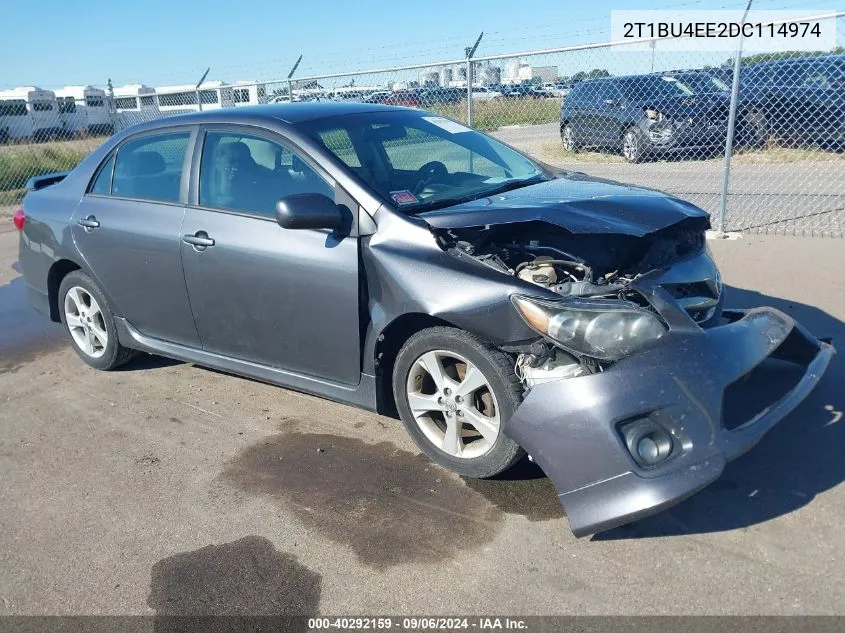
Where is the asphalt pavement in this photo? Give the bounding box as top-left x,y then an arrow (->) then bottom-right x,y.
1,227 -> 844,616
492,122 -> 845,237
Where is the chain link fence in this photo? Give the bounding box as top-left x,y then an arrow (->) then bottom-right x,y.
1,12 -> 843,235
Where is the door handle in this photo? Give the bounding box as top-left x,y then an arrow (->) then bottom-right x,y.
77,215 -> 100,230
183,231 -> 215,249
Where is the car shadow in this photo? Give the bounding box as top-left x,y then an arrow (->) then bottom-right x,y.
594,283 -> 844,540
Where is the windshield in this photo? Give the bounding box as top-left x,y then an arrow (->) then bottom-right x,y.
622,75 -> 695,99
674,73 -> 729,94
300,110 -> 545,212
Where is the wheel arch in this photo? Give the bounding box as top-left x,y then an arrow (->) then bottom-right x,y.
373,312 -> 458,417
47,258 -> 82,322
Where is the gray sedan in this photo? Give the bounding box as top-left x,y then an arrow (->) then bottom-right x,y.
15,103 -> 833,536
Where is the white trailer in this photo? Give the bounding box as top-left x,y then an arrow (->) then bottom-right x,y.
156,80 -> 235,113
113,84 -> 159,127
55,86 -> 114,137
0,87 -> 61,142
233,81 -> 267,107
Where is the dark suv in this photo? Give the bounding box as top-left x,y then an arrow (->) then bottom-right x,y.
560,75 -> 730,162
739,55 -> 845,149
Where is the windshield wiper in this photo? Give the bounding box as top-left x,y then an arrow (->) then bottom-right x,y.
407,174 -> 547,214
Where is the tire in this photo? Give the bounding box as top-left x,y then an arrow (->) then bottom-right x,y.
561,123 -> 580,152
392,326 -> 525,479
622,126 -> 648,163
58,270 -> 137,371
741,109 -> 769,148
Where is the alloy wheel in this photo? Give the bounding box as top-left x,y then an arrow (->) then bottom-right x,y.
64,286 -> 108,359
405,350 -> 501,459
623,131 -> 639,161
562,125 -> 575,150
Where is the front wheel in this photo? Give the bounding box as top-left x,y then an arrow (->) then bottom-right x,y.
392,327 -> 525,479
622,127 -> 649,163
561,123 -> 580,151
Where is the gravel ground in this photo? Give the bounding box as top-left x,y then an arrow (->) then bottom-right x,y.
0,222 -> 844,617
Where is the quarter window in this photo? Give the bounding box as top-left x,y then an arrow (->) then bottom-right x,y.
111,131 -> 190,203
90,154 -> 116,195
198,131 -> 333,218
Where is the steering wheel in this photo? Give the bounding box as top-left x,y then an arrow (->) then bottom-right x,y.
412,161 -> 449,195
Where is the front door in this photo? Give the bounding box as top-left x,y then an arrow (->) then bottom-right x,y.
180,127 -> 361,385
70,128 -> 201,348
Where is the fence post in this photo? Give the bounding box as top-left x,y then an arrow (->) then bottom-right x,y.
717,0 -> 753,234
287,79 -> 293,102
466,58 -> 474,126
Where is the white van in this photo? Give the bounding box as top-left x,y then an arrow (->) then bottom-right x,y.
55,86 -> 114,137
233,81 -> 267,107
0,87 -> 61,141
156,81 -> 235,113
113,84 -> 159,128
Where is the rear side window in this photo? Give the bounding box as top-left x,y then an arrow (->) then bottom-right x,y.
111,131 -> 190,203
198,131 -> 333,218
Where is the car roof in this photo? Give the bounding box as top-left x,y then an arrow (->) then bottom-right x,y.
131,102 -> 416,128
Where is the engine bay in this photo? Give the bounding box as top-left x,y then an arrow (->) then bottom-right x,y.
435,218 -> 707,299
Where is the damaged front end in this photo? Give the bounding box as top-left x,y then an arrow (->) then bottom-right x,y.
424,207 -> 832,537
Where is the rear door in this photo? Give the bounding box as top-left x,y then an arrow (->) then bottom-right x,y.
593,81 -> 625,145
70,127 -> 201,347
180,125 -> 361,385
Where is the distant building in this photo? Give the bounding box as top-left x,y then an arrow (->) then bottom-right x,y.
502,62 -> 558,84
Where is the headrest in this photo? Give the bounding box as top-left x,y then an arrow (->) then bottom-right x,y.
129,151 -> 165,176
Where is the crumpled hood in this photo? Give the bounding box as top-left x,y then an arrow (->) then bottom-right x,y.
418,174 -> 710,237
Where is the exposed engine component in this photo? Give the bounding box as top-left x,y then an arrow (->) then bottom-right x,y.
516,349 -> 588,389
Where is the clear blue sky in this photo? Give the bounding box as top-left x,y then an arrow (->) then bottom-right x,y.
0,0 -> 833,89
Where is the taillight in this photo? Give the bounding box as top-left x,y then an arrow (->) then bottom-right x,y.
13,207 -> 25,231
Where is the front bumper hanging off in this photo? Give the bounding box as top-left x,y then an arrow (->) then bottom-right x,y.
504,307 -> 834,537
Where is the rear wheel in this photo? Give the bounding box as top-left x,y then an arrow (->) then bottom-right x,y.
392,327 -> 525,478
59,271 -> 137,371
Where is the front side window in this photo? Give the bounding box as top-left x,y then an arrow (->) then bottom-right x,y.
622,76 -> 694,99
111,131 -> 190,203
199,131 -> 333,218
301,110 -> 545,213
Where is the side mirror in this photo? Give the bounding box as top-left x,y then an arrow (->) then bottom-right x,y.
275,193 -> 344,231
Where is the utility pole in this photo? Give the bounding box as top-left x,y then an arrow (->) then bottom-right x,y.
287,55 -> 303,102
465,32 -> 484,126
195,67 -> 210,112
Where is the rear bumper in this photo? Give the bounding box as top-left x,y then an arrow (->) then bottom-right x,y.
504,308 -> 834,537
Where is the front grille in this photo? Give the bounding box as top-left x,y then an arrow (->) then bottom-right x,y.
663,280 -> 721,323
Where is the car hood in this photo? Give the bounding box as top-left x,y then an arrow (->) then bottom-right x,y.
644,93 -> 729,118
417,174 -> 710,237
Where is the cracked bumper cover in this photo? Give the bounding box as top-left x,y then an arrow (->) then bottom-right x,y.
504,307 -> 834,537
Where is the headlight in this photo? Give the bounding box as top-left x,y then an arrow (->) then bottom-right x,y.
512,295 -> 667,361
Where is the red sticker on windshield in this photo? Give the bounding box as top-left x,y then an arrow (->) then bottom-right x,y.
390,190 -> 418,205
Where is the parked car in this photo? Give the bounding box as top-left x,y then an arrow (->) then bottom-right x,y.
365,90 -> 420,107
533,84 -> 569,98
738,55 -> 845,149
419,87 -> 465,105
16,103 -> 832,537
560,74 -> 732,162
500,84 -> 536,99
470,86 -> 502,101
